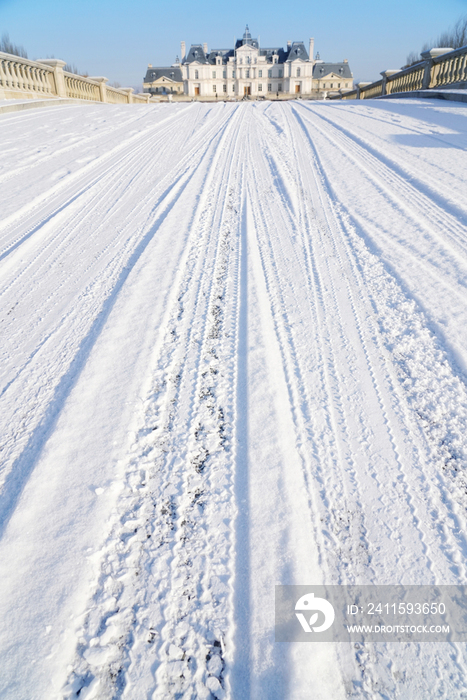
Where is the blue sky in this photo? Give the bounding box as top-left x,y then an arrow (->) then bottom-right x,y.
1,0 -> 466,89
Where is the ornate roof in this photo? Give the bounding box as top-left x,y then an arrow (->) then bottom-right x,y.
285,42 -> 309,62
184,45 -> 209,64
313,62 -> 353,79
144,67 -> 183,82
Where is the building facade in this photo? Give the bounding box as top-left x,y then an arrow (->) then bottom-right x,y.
312,58 -> 353,95
143,66 -> 184,95
181,26 -> 318,98
144,27 -> 353,99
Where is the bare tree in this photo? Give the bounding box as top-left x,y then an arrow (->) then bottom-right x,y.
403,14 -> 467,67
63,63 -> 89,77
436,14 -> 467,50
0,32 -> 28,58
402,51 -> 422,68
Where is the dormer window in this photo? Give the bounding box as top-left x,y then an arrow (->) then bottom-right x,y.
194,50 -> 198,59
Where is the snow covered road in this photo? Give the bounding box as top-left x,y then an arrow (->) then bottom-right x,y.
1,98 -> 467,699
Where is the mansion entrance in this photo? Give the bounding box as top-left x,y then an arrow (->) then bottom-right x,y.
243,85 -> 251,96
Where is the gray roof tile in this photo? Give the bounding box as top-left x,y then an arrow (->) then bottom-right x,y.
313,62 -> 352,78
144,67 -> 183,82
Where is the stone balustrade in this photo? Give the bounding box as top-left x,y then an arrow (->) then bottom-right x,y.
106,85 -> 132,104
64,72 -> 101,101
330,44 -> 467,100
429,46 -> 467,88
0,52 -> 55,98
360,79 -> 383,99
385,63 -> 425,94
0,51 -> 152,104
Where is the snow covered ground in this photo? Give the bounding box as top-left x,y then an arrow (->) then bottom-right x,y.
1,98 -> 467,699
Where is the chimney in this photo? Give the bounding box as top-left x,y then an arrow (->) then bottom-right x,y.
309,37 -> 314,61
287,40 -> 292,50
203,42 -> 208,54
181,41 -> 186,61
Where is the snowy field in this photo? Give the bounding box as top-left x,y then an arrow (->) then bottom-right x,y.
1,98 -> 467,699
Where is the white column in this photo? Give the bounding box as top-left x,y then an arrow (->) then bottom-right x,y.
309,38 -> 314,61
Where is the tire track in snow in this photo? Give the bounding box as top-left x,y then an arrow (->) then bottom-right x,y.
294,104 -> 467,308
0,107 -> 241,541
236,171 -> 346,699
3,101 -> 467,699
298,103 -> 467,250
292,104 -> 467,534
288,102 -> 467,696
0,103 -> 231,346
0,104 -> 167,188
255,102 -> 466,697
0,106 -> 239,504
62,105 -> 246,700
252,105 -> 374,584
287,104 -> 438,583
0,104 -> 196,258
250,108 -> 419,695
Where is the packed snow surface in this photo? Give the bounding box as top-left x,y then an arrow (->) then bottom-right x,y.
1,99 -> 467,699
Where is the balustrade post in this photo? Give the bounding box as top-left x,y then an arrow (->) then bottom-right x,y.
89,77 -> 109,102
380,70 -> 400,95
420,48 -> 453,89
356,82 -> 371,99
36,59 -> 67,97
120,87 -> 134,104
0,59 -> 7,98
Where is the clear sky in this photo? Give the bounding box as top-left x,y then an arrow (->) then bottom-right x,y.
1,0 -> 466,89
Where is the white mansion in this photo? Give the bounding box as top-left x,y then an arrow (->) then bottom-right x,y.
143,26 -> 353,99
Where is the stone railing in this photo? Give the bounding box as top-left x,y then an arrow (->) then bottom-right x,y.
64,71 -> 101,101
430,45 -> 467,87
106,85 -> 133,104
330,44 -> 467,100
360,79 -> 383,99
0,52 -> 55,97
0,52 -> 151,104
